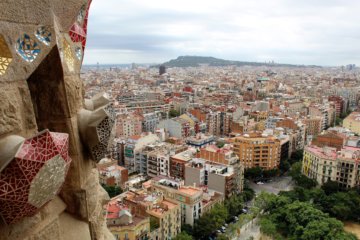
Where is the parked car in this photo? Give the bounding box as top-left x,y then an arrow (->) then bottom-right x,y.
256,181 -> 264,185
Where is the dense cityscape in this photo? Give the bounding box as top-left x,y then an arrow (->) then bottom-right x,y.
1,1 -> 360,240
84,59 -> 360,240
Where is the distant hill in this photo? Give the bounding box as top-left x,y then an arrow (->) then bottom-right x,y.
159,56 -> 318,68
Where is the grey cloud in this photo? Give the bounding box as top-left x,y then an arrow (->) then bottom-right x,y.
84,0 -> 360,65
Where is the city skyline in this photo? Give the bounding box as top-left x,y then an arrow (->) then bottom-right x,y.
84,0 -> 360,66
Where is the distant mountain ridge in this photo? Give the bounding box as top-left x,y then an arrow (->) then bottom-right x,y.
160,56 -> 319,68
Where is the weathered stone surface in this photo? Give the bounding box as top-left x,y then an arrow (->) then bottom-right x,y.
59,212 -> 91,240
0,0 -> 112,239
32,219 -> 61,240
0,85 -> 22,136
18,85 -> 37,131
40,197 -> 67,221
0,213 -> 42,240
64,75 -> 84,116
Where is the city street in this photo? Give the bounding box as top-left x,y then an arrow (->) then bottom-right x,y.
249,176 -> 294,195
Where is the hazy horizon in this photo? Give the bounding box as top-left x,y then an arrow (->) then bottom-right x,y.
84,0 -> 360,66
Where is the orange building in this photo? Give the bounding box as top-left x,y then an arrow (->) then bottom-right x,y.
312,131 -> 346,151
196,145 -> 239,165
276,118 -> 299,130
189,108 -> 207,122
230,121 -> 245,134
232,133 -> 281,170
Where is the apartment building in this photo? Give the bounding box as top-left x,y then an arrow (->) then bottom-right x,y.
116,113 -> 142,139
343,112 -> 360,135
124,133 -> 160,173
232,133 -> 281,170
105,197 -> 150,240
302,145 -> 360,188
142,112 -> 161,133
122,191 -> 181,240
303,117 -> 322,141
186,134 -> 215,148
328,95 -> 345,117
309,104 -> 336,130
147,149 -> 170,178
184,158 -> 242,197
151,178 -> 203,226
170,149 -> 196,179
157,118 -> 192,138
206,111 -> 232,137
97,159 -> 128,188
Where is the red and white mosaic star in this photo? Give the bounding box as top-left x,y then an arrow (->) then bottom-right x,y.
0,130 -> 71,224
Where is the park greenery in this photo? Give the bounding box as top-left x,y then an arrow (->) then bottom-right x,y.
177,150 -> 360,240
256,191 -> 358,240
173,232 -> 193,240
256,158 -> 360,240
180,187 -> 255,239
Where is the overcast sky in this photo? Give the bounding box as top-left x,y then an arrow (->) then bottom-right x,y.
84,0 -> 360,66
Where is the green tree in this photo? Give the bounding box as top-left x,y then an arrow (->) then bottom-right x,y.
263,168 -> 279,178
169,109 -> 180,118
173,232 -> 193,240
289,161 -> 302,177
279,159 -> 291,174
244,166 -> 263,179
259,218 -> 277,238
193,204 -> 228,238
216,235 -> 229,240
101,185 -> 122,198
336,117 -> 343,126
321,180 -> 341,195
150,217 -> 159,231
181,224 -> 193,236
241,186 -> 255,201
216,141 -> 225,148
225,194 -> 244,218
289,150 -> 304,164
289,162 -> 317,189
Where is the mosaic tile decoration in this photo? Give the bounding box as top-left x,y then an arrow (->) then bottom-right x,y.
91,104 -> 116,162
92,105 -> 116,162
63,39 -> 74,72
77,4 -> 86,24
69,0 -> 92,51
0,130 -> 71,224
79,102 -> 116,162
75,46 -> 82,60
82,0 -> 92,49
15,34 -> 41,63
35,26 -> 52,46
69,23 -> 86,49
0,35 -> 12,75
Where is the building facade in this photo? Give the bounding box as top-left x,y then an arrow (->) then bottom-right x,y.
232,133 -> 281,170
302,146 -> 360,188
